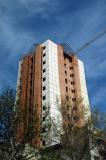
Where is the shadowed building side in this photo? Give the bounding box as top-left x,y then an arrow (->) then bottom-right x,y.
57,45 -> 90,127
16,46 -> 42,148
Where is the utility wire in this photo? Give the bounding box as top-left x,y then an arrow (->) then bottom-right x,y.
76,29 -> 106,54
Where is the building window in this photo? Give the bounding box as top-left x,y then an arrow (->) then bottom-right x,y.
43,77 -> 46,81
42,127 -> 46,133
43,105 -> 46,110
64,63 -> 66,67
43,53 -> 46,57
43,46 -> 46,50
72,98 -> 76,101
43,117 -> 45,121
70,74 -> 74,77
69,58 -> 72,63
43,96 -> 46,100
43,69 -> 46,73
42,141 -> 45,146
70,67 -> 73,70
43,86 -> 46,91
65,71 -> 67,75
43,61 -> 46,65
74,116 -> 79,121
66,95 -> 69,100
71,90 -> 75,93
71,81 -> 75,85
66,87 -> 68,92
65,78 -> 67,83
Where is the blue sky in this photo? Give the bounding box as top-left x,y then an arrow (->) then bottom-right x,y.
0,0 -> 106,111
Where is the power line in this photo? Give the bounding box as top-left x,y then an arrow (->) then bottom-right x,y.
76,29 -> 106,54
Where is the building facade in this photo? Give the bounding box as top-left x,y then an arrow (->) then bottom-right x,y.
16,39 -> 90,148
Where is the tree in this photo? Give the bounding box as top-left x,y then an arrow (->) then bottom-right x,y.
0,88 -> 106,160
0,87 -> 15,142
0,87 -> 38,160
38,99 -> 91,160
39,99 -> 106,160
0,87 -> 15,159
98,139 -> 106,159
91,108 -> 106,160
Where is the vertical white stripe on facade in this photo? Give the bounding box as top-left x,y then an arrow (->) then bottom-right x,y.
78,60 -> 91,120
41,40 -> 61,147
16,60 -> 22,102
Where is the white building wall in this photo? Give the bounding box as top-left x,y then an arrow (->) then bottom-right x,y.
41,40 -> 61,147
78,60 -> 91,120
16,60 -> 22,102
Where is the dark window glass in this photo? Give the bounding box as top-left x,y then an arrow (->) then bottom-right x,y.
71,90 -> 75,93
43,117 -> 45,121
69,58 -> 72,63
74,116 -> 79,121
43,96 -> 46,100
65,79 -> 67,83
71,81 -> 75,85
43,61 -> 46,65
42,127 -> 46,133
72,98 -> 76,101
70,67 -> 73,70
43,105 -> 46,110
70,74 -> 74,77
42,141 -> 45,146
43,86 -> 46,91
43,69 -> 46,73
43,53 -> 46,57
43,77 -> 46,81
66,87 -> 68,92
66,95 -> 69,100
43,46 -> 46,50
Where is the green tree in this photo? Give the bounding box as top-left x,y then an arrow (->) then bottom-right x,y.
0,88 -> 38,160
39,100 -> 106,160
0,87 -> 15,141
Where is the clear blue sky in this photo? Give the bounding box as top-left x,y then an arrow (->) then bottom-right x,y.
0,0 -> 106,111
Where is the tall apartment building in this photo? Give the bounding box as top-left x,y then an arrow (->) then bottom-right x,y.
16,39 -> 90,148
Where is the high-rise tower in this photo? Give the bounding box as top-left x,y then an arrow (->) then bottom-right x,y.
16,40 -> 90,148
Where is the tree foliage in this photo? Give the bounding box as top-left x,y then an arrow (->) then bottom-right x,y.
0,88 -> 106,160
0,87 -> 15,141
0,88 -> 38,160
40,99 -> 106,160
